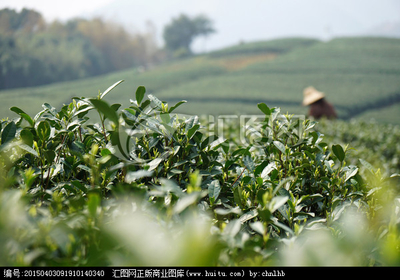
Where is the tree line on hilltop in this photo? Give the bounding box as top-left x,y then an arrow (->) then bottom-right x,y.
0,8 -> 214,90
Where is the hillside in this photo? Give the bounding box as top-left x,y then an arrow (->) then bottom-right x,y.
1,37 -> 399,124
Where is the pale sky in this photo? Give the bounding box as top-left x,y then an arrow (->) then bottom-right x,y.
0,0 -> 114,21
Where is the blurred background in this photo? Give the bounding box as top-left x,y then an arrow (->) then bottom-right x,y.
3,0 -> 400,51
0,0 -> 399,123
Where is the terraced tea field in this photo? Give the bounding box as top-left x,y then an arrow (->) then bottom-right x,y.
1,37 -> 399,123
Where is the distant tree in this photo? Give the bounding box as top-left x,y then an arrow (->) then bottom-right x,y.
0,8 -> 163,90
0,8 -> 45,35
163,14 -> 215,56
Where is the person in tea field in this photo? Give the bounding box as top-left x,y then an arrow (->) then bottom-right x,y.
303,86 -> 337,119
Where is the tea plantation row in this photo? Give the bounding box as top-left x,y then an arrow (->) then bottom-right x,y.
0,82 -> 399,266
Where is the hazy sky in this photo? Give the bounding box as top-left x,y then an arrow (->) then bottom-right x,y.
0,0 -> 115,20
1,0 -> 400,52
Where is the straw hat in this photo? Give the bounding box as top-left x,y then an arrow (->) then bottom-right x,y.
302,86 -> 325,106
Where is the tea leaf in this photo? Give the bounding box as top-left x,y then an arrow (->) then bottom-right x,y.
90,99 -> 119,124
208,180 -> 221,201
169,100 -> 187,113
147,158 -> 163,171
215,207 -> 242,216
160,112 -> 171,124
10,107 -> 34,126
148,94 -> 163,109
359,159 -> 374,173
223,219 -> 241,237
243,155 -> 255,173
1,121 -> 16,145
187,124 -> 200,140
135,86 -> 146,105
272,220 -> 294,236
239,209 -> 258,223
257,103 -> 271,115
17,143 -> 39,157
261,162 -> 276,179
42,103 -> 58,117
100,80 -> 124,99
125,170 -> 153,183
185,115 -> 198,131
344,166 -> 358,182
250,221 -> 265,235
173,192 -> 206,215
270,196 -> 289,213
37,121 -> 51,141
332,144 -> 345,162
20,129 -> 34,146
273,141 -> 286,154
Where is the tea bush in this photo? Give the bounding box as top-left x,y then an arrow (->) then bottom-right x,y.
315,119 -> 400,176
0,81 -> 399,266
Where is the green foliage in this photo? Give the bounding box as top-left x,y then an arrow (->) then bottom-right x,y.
316,119 -> 400,175
163,14 -> 215,56
0,81 -> 399,266
0,8 -> 160,90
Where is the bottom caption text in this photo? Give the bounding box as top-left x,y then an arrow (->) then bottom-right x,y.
3,268 -> 286,279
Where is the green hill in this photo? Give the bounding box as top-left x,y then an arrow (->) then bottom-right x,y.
1,37 -> 399,123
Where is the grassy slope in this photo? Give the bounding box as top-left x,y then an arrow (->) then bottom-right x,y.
239,37 -> 400,116
159,37 -> 400,120
1,37 -> 399,123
